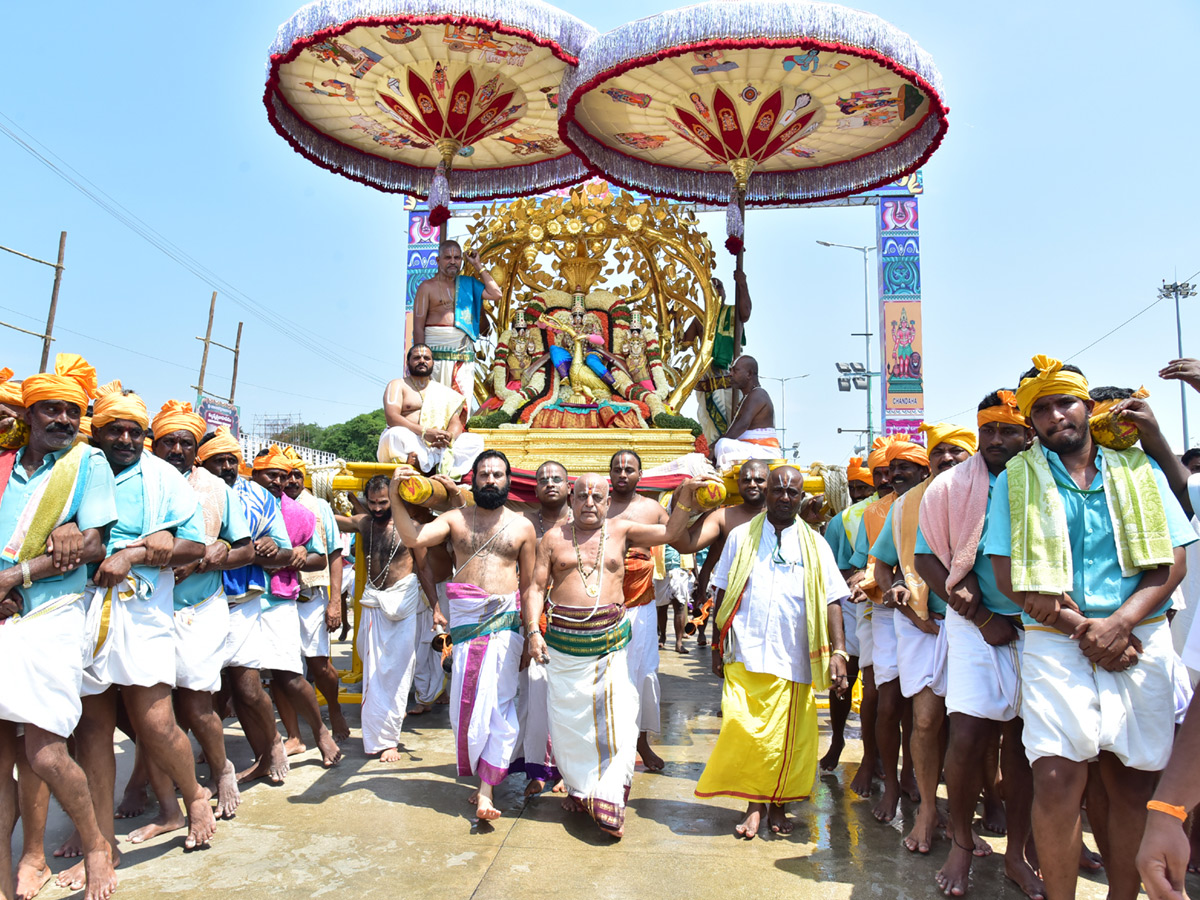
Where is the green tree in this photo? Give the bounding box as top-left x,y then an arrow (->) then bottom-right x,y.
270,422 -> 326,447
317,409 -> 386,462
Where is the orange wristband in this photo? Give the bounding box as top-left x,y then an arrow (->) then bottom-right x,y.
1146,800 -> 1188,822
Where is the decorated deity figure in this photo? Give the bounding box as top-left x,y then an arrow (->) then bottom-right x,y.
892,307 -> 917,379
618,311 -> 653,389
540,295 -> 615,403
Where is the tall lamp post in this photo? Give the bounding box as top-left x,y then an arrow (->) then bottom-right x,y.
760,374 -> 810,448
818,240 -> 877,445
1159,280 -> 1197,448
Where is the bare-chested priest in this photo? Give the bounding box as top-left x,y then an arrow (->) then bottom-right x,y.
523,471 -> 713,838
389,451 -> 537,821
713,357 -> 780,470
377,344 -> 484,477
411,239 -> 501,401
336,475 -> 436,762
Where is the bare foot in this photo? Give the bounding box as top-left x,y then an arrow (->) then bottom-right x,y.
1078,844 -> 1103,871
53,829 -> 83,859
407,703 -> 433,716
216,759 -> 241,819
904,807 -> 938,854
114,783 -> 147,819
599,823 -> 624,839
767,804 -> 793,835
379,747 -> 402,763
184,793 -> 218,850
467,791 -> 479,805
561,796 -> 586,814
237,739 -> 289,785
820,737 -> 846,772
525,779 -> 546,797
317,729 -> 342,767
675,644 -> 689,654
735,803 -> 764,839
982,794 -> 1007,835
551,780 -> 567,794
849,761 -> 875,797
283,736 -> 307,756
13,858 -> 52,900
82,846 -> 118,900
128,805 -> 187,844
329,709 -> 351,743
636,733 -> 664,772
935,843 -> 972,897
476,795 -> 502,821
901,768 -> 920,803
873,783 -> 901,823
1005,853 -> 1046,900
972,831 -> 992,858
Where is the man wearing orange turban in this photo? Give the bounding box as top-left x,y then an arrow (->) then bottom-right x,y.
79,383 -> 218,857
914,390 -> 1036,895
149,400 -> 254,818
0,353 -> 118,900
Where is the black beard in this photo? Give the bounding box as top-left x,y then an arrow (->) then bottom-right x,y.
370,508 -> 391,522
473,484 -> 509,510
1040,427 -> 1087,456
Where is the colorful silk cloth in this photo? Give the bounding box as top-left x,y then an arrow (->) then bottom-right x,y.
267,494 -> 316,602
623,548 -> 656,607
426,324 -> 478,403
544,602 -> 637,833
223,478 -> 292,603
297,490 -> 340,590
694,662 -> 818,803
446,583 -> 523,785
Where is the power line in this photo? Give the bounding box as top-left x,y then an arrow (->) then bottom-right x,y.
0,112 -> 394,384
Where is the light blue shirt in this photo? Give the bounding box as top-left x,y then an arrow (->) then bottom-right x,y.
985,445 -> 1196,620
871,504 -> 947,616
0,446 -> 117,612
174,481 -> 251,610
825,515 -> 850,570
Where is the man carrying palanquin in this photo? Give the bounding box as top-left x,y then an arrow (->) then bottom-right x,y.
695,466 -> 850,839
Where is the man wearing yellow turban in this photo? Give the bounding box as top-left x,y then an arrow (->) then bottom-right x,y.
913,390 -> 1037,895
0,353 -> 119,900
197,429 -> 295,784
147,400 -> 254,821
986,356 -> 1196,900
919,422 -> 978,473
77,383 -> 218,858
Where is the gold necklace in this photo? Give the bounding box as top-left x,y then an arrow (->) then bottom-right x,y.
571,520 -> 606,598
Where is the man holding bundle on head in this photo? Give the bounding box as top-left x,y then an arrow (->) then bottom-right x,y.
987,355 -> 1195,900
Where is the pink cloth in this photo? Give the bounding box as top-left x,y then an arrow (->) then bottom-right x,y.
269,494 -> 316,601
918,451 -> 990,589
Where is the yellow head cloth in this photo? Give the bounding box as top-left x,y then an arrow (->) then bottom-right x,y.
21,353 -> 97,410
1091,386 -> 1150,419
252,445 -> 294,473
846,455 -> 873,486
91,381 -> 149,430
0,368 -> 23,408
867,435 -> 898,470
151,400 -> 205,443
282,447 -> 308,474
1014,355 -> 1090,417
918,422 -> 978,455
977,390 -> 1027,428
196,425 -> 242,464
884,434 -> 929,467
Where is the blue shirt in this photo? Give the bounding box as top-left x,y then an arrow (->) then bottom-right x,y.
174,481 -> 251,610
0,446 -> 117,612
825,516 -> 850,570
849,513 -> 873,569
985,446 -> 1196,620
914,472 -> 1021,616
108,455 -> 207,593
871,504 -> 947,615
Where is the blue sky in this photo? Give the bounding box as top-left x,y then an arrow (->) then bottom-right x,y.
3,0 -> 1197,463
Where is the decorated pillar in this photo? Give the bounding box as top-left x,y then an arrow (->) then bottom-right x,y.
404,210 -> 440,354
877,174 -> 924,439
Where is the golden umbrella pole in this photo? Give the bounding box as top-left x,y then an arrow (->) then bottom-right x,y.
432,138 -> 462,243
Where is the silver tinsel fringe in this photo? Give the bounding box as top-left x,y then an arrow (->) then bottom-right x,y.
269,0 -> 596,62
565,111 -> 943,206
271,94 -> 591,198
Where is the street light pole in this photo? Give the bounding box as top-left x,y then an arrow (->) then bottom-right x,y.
818,241 -> 877,445
1160,280 -> 1197,448
760,374 -> 810,448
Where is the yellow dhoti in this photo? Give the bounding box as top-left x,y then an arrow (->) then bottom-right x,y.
694,662 -> 817,803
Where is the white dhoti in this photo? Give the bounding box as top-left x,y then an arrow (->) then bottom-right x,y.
713,428 -> 782,470
412,585 -> 448,706
425,324 -> 477,402
82,569 -> 176,696
1021,617 -> 1176,771
842,598 -> 860,658
516,654 -> 557,784
545,604 -> 639,834
0,593 -> 88,738
257,600 -> 304,675
894,611 -> 948,699
297,587 -> 331,658
224,595 -> 262,669
376,426 -> 485,478
447,583 -> 523,785
871,604 -> 899,686
855,602 -> 874,669
174,587 -> 231,693
625,602 -> 661,734
357,575 -> 422,755
944,609 -> 1023,721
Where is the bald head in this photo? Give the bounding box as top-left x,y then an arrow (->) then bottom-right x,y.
730,355 -> 760,391
572,473 -> 610,527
